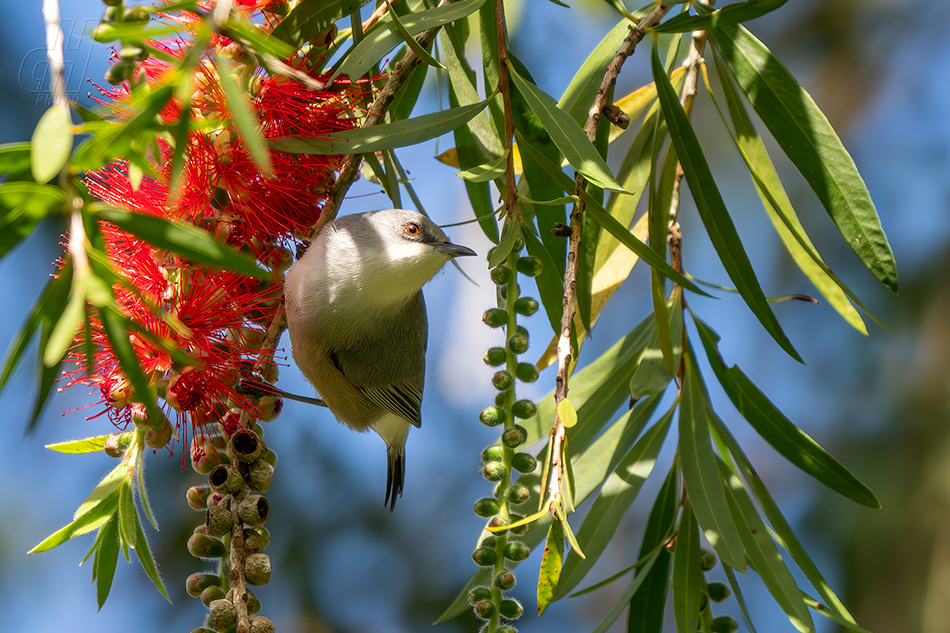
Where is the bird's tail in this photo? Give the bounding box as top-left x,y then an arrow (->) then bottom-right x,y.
385,447 -> 405,512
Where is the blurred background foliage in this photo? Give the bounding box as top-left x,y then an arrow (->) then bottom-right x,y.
0,0 -> 947,632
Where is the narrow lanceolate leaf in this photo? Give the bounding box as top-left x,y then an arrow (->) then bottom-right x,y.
558,19 -> 632,123
30,486 -> 121,553
651,0 -> 788,33
270,97 -> 491,155
97,306 -> 163,425
270,0 -> 367,47
46,435 -> 112,454
118,479 -> 137,547
130,495 -> 171,602
679,350 -> 746,570
506,61 -> 626,193
712,416 -> 860,628
589,550 -> 662,633
709,49 -> 868,334
537,519 -> 565,614
386,0 -> 444,69
627,465 -> 678,633
0,142 -> 32,175
719,462 -> 815,632
457,151 -> 508,182
31,105 -> 73,184
95,516 -> 120,610
43,285 -> 86,367
334,0 -> 488,80
94,204 -> 267,278
215,57 -> 272,174
651,42 -> 803,363
673,502 -> 703,633
694,316 -> 880,509
555,409 -> 673,598
710,25 -> 897,293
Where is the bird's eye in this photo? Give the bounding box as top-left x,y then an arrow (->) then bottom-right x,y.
404,222 -> 421,236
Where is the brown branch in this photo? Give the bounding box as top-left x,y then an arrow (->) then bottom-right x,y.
495,0 -> 520,222
546,5 -> 672,508
314,0 -> 460,237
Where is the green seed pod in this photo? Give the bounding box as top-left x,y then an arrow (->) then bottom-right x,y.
472,547 -> 497,567
245,553 -> 271,586
483,461 -> 507,482
508,514 -> 528,536
496,627 -> 518,633
208,599 -> 236,632
494,571 -> 516,591
711,616 -> 739,633
511,452 -> 537,474
492,371 -> 514,391
102,0 -> 122,7
513,296 -> 539,317
92,23 -> 119,43
145,418 -> 173,449
199,585 -> 226,607
475,496 -> 499,517
708,581 -> 731,602
467,586 -> 491,605
474,599 -> 497,620
515,362 -> 539,383
246,458 -> 275,493
242,527 -> 267,554
483,347 -> 507,366
490,265 -> 513,285
123,5 -> 150,23
480,535 -> 497,549
494,392 -> 507,407
248,615 -> 275,633
246,589 -> 262,615
479,406 -> 506,427
209,464 -> 244,495
188,532 -> 226,559
118,46 -> 148,63
504,542 -> 531,561
511,399 -> 537,419
262,448 -> 278,467
500,598 -> 524,619
516,256 -> 542,277
482,308 -> 508,328
507,333 -> 529,355
488,516 -> 509,530
700,549 -> 717,572
498,283 -> 520,301
507,484 -> 531,505
186,573 -> 220,598
103,432 -> 132,458
238,494 -> 270,526
502,425 -> 528,448
474,498 -> 500,517
481,445 -> 504,463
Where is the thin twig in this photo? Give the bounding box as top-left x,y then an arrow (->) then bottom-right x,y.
547,4 -> 672,508
495,0 -> 520,222
315,0 -> 459,236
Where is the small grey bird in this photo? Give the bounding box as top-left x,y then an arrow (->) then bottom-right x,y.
283,209 -> 476,510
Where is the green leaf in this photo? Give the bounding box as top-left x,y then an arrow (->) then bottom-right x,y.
31,105 -> 73,183
589,549 -> 662,633
708,53 -> 868,334
672,502 -> 703,633
489,217 -> 520,268
215,57 -> 272,174
537,520 -> 565,615
270,97 -> 491,155
0,142 -> 31,175
386,0 -> 444,69
556,408 -> 673,598
94,204 -> 267,278
118,479 -> 137,546
95,516 -> 120,610
335,0 -> 488,81
680,349 -> 746,570
558,19 -> 632,123
710,24 -> 897,293
507,61 -> 625,193
46,435 -> 111,454
724,566 -> 760,633
652,41 -> 802,362
30,485 -> 120,553
270,0 -> 368,47
711,415 -> 861,625
43,284 -> 86,368
75,462 -> 128,520
96,306 -> 163,424
130,493 -> 171,602
693,316 -> 880,508
651,0 -> 788,33
31,318 -> 64,435
136,448 -> 159,530
719,461 -> 815,632
0,182 -> 66,217
629,330 -> 677,400
627,464 -> 679,633
457,151 -> 509,182
805,591 -> 873,633
522,225 -> 565,335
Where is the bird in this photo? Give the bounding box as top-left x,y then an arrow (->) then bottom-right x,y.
283,209 -> 476,510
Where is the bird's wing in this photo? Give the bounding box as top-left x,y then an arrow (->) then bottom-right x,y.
327,293 -> 427,428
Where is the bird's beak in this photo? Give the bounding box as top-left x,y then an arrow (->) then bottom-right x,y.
431,241 -> 477,258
